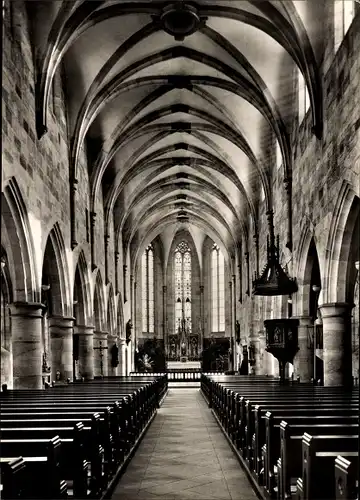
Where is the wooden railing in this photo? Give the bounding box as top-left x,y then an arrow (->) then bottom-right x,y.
130,371 -> 224,382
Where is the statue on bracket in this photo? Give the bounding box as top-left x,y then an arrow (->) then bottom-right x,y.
111,343 -> 119,367
126,319 -> 133,345
235,320 -> 241,344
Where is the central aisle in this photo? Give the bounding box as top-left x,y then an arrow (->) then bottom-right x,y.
111,389 -> 258,500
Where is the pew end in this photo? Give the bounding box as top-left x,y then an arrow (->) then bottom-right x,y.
335,455 -> 358,500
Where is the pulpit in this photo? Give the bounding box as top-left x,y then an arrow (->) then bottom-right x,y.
264,318 -> 299,381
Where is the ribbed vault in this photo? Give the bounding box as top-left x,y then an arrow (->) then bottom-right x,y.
29,0 -> 325,270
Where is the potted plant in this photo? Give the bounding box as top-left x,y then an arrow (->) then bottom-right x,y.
138,354 -> 154,372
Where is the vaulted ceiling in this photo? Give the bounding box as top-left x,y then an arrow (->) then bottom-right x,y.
29,0 -> 325,268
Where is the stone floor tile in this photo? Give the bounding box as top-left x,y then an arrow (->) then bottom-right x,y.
140,478 -> 201,495
111,389 -> 259,500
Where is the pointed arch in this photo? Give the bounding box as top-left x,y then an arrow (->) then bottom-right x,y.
107,284 -> 116,335
324,183 -> 360,303
73,250 -> 92,325
93,270 -> 106,331
42,222 -> 71,317
295,225 -> 322,318
1,178 -> 38,302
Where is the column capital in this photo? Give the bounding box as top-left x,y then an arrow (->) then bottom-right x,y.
10,302 -> 45,318
319,302 -> 354,318
48,316 -> 75,329
74,324 -> 94,335
107,333 -> 118,341
94,330 -> 109,340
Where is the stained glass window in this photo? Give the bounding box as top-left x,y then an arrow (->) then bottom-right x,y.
174,242 -> 192,333
211,244 -> 225,332
142,244 -> 154,333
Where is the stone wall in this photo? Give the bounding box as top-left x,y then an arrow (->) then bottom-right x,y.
1,1 -> 126,385
238,13 -> 360,378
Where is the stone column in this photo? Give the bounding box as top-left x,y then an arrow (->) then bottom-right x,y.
123,265 -> 127,302
163,285 -> 167,355
93,331 -> 108,377
10,302 -> 44,389
107,334 -> 118,376
115,251 -> 120,294
319,303 -> 353,386
293,316 -> 314,382
74,324 -> 94,380
131,278 -> 136,373
232,275 -> 237,369
200,285 -> 204,353
228,280 -> 233,370
49,316 -> 74,382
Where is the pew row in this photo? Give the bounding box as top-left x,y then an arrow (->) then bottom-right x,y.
0,375 -> 167,499
200,374 -> 359,500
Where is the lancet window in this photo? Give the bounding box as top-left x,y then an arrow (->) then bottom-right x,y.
174,241 -> 192,333
211,244 -> 225,333
142,244 -> 154,333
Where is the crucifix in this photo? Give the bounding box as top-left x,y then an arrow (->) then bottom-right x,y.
93,341 -> 108,377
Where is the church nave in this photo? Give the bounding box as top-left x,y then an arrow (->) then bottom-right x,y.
111,389 -> 258,500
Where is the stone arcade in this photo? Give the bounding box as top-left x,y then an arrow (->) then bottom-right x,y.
1,1 -> 359,499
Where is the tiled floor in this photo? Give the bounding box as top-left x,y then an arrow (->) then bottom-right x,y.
111,389 -> 259,500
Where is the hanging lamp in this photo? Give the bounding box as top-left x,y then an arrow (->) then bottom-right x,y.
252,210 -> 297,296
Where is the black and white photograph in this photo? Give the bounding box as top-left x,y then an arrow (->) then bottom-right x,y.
1,1 -> 360,499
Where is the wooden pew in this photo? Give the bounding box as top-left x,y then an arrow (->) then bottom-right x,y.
0,377 -> 162,498
0,457 -> 27,499
0,437 -> 68,499
298,433 -> 358,500
1,423 -> 91,498
254,413 -> 359,485
201,374 -> 359,500
334,455 -> 358,500
261,407 -> 358,491
279,421 -> 359,500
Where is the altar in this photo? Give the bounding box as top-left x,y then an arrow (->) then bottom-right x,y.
167,360 -> 201,370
